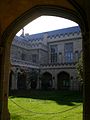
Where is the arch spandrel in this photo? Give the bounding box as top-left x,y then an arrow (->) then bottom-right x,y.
0,0 -> 76,34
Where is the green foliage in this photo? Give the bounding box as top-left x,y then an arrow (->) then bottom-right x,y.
76,53 -> 83,83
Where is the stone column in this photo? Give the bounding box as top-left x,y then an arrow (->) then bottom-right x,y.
36,78 -> 40,89
11,72 -> 15,90
39,80 -> 42,89
54,75 -> 57,90
14,72 -> 18,89
36,70 -> 41,89
52,76 -> 55,89
70,76 -> 73,90
83,31 -> 90,120
0,45 -> 10,120
11,72 -> 18,90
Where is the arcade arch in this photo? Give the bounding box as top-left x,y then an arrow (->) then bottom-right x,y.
57,71 -> 70,90
41,72 -> 52,90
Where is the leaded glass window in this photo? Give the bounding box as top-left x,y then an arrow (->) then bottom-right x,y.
21,53 -> 26,60
64,43 -> 73,63
50,45 -> 58,63
32,54 -> 37,63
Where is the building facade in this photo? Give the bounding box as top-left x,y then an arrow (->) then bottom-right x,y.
10,26 -> 82,91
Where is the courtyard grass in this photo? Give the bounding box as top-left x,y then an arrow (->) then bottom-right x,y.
8,90 -> 83,120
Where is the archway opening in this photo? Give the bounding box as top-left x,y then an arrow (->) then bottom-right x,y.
41,72 -> 52,90
57,71 -> 70,90
17,69 -> 27,90
8,14 -> 83,120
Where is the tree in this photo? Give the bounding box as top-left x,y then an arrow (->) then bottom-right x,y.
76,53 -> 83,83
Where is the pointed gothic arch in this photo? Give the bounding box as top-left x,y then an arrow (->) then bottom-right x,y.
57,71 -> 70,90
41,72 -> 52,90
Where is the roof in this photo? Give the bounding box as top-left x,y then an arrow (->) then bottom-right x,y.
16,26 -> 80,41
47,26 -> 80,38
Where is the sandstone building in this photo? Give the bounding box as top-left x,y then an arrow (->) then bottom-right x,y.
10,26 -> 82,91
0,1 -> 90,119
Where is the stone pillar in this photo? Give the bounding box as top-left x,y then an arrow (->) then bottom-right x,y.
0,53 -> 3,120
14,71 -> 18,90
39,80 -> 42,89
83,31 -> 90,120
36,70 -> 41,89
52,76 -> 55,89
11,72 -> 17,90
54,75 -> 57,90
70,76 -> 73,90
11,72 -> 14,90
36,78 -> 39,89
0,46 -> 10,120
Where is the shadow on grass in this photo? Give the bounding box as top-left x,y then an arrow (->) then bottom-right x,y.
9,90 -> 83,106
10,114 -> 21,120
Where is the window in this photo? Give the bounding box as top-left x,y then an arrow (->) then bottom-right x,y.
21,53 -> 26,60
64,43 -> 73,63
50,45 -> 58,63
32,54 -> 37,63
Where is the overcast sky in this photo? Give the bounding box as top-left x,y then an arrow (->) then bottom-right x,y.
16,16 -> 78,36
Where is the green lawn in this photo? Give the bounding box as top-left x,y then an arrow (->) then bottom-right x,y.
8,90 -> 83,120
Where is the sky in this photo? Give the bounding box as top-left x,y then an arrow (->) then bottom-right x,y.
16,16 -> 78,36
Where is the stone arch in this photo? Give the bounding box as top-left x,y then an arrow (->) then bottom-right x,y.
41,72 -> 52,90
30,70 -> 38,89
0,2 -> 88,120
16,69 -> 27,90
57,71 -> 70,90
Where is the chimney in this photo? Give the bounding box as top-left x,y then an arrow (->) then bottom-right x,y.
21,28 -> 24,37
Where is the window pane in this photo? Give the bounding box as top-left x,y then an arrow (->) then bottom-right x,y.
32,54 -> 37,63
64,43 -> 73,63
50,45 -> 58,63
